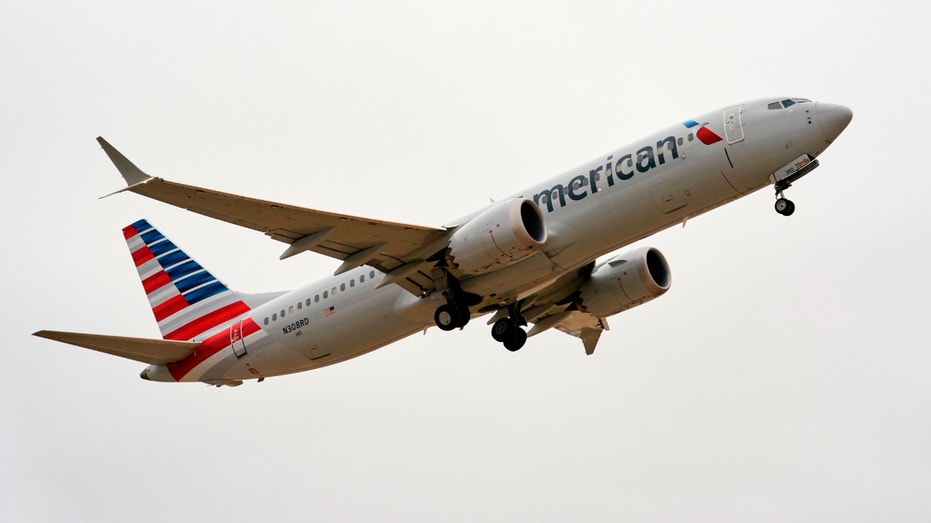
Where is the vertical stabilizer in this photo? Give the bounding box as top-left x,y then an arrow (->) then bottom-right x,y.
123,219 -> 250,341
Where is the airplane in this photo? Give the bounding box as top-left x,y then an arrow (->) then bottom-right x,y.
33,97 -> 852,387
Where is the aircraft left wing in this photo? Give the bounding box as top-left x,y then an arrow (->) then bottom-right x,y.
33,330 -> 200,365
98,137 -> 448,296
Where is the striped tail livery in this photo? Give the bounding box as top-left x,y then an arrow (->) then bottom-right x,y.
124,219 -> 250,341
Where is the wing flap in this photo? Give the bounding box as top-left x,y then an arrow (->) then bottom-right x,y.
33,330 -> 200,365
527,311 -> 608,355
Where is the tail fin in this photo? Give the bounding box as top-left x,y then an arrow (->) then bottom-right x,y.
123,219 -> 251,341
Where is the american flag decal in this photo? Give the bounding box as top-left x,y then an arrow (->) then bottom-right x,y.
323,306 -> 336,317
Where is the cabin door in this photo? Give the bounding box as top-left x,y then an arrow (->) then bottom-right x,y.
230,321 -> 248,358
724,105 -> 745,144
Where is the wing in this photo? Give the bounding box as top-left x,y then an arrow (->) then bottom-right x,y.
33,330 -> 200,365
98,137 -> 449,296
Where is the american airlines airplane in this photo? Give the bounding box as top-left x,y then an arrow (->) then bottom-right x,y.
34,97 -> 852,386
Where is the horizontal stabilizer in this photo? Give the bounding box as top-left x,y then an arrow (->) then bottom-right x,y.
33,330 -> 200,365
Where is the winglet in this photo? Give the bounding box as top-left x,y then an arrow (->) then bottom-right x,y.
97,137 -> 152,197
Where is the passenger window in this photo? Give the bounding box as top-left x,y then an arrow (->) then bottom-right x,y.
360,274 -> 365,283
323,291 -> 328,299
272,313 -> 277,321
264,317 -> 269,325
297,302 -> 302,310
305,298 -> 311,306
370,270 -> 375,279
350,279 -> 355,287
677,137 -> 684,146
281,309 -> 286,318
332,287 -> 337,295
340,283 -> 346,291
315,294 -> 320,303
289,306 -> 294,314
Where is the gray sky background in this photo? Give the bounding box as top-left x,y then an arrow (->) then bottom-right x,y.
3,1 -> 929,521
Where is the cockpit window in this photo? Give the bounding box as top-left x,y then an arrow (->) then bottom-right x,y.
768,98 -> 813,110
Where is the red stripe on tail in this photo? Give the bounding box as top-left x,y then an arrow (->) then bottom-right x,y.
142,271 -> 172,294
164,301 -> 251,341
167,317 -> 261,381
153,294 -> 188,322
132,246 -> 154,267
122,225 -> 138,240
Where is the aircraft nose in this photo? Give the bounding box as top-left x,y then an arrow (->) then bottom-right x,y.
816,103 -> 853,143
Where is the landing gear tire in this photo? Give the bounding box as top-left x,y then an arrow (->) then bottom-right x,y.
491,318 -> 511,342
456,305 -> 471,328
503,327 -> 527,352
434,303 -> 471,331
434,304 -> 459,331
775,197 -> 795,216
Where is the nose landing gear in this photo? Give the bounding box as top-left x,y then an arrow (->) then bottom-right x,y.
775,195 -> 795,216
774,182 -> 796,216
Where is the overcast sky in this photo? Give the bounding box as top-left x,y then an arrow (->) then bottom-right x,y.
3,1 -> 930,521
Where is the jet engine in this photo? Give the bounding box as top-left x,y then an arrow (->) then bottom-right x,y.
577,247 -> 671,317
447,198 -> 548,274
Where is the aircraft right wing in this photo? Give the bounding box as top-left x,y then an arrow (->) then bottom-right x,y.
98,137 -> 450,296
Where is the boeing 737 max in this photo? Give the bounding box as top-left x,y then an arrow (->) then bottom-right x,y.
34,97 -> 852,386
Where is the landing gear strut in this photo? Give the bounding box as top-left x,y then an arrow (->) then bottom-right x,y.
490,304 -> 528,352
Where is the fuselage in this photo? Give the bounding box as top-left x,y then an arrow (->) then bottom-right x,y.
141,98 -> 852,384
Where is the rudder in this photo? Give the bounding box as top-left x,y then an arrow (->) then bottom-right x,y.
123,219 -> 251,341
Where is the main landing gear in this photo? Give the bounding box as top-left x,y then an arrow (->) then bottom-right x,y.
433,271 -> 481,331
490,305 -> 528,352
432,271 -> 529,352
434,302 -> 529,352
774,181 -> 795,217
434,302 -> 471,331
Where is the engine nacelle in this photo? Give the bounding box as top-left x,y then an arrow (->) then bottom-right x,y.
447,198 -> 548,274
577,247 -> 671,317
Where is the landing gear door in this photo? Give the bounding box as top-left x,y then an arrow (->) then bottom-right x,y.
230,321 -> 247,358
724,105 -> 744,144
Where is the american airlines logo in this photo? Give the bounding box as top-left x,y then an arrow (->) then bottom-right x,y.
531,121 -> 722,213
683,120 -> 723,145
